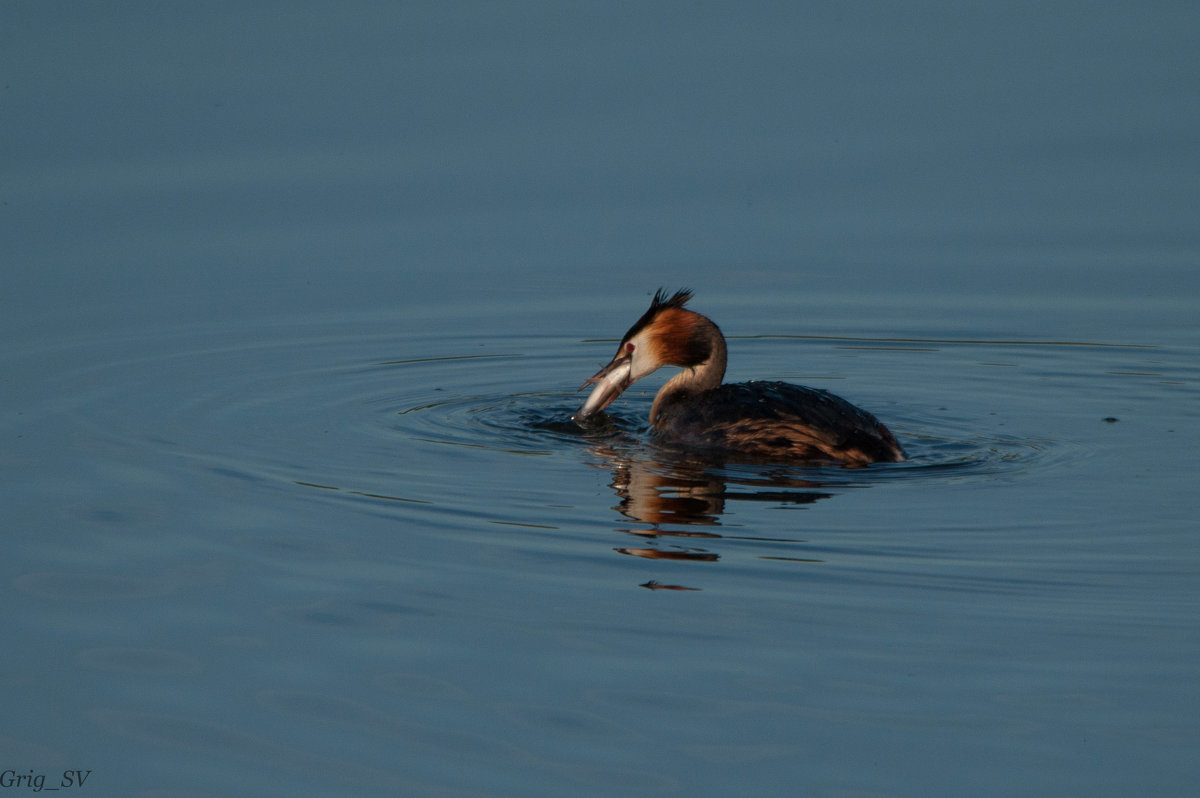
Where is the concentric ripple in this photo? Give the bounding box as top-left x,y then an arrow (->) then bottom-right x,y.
4,316 -> 1130,526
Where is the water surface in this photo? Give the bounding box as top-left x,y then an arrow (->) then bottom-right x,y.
3,3 -> 1199,796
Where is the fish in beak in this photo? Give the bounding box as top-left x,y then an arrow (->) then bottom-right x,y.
573,353 -> 633,422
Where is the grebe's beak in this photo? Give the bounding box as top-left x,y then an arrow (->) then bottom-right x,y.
573,353 -> 633,422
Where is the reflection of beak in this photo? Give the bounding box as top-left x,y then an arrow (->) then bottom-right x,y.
573,354 -> 633,422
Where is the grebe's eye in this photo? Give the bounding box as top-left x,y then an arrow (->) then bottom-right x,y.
625,342 -> 635,354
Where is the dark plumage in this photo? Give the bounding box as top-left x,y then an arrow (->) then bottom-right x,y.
653,381 -> 904,465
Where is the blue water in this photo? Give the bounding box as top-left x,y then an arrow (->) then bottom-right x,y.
3,4 -> 1199,796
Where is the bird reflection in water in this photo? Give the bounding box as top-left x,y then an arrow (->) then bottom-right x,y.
583,440 -> 839,590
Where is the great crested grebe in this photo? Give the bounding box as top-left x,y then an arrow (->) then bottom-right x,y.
573,289 -> 905,465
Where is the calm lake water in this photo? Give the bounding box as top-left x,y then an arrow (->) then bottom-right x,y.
4,4 -> 1199,796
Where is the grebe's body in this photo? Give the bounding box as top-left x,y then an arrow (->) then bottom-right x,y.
574,289 -> 905,466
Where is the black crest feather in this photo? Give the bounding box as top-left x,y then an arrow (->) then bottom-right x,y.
621,288 -> 693,344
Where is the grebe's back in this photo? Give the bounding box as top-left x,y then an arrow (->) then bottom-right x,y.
653,380 -> 905,465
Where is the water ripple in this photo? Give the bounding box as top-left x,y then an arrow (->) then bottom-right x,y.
5,319 -> 1090,515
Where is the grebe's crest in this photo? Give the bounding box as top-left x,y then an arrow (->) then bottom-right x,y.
618,288 -> 715,369
620,288 -> 693,348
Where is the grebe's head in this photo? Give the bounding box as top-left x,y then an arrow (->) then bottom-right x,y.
574,288 -> 720,422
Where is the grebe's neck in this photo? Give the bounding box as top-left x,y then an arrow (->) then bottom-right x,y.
649,320 -> 727,424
